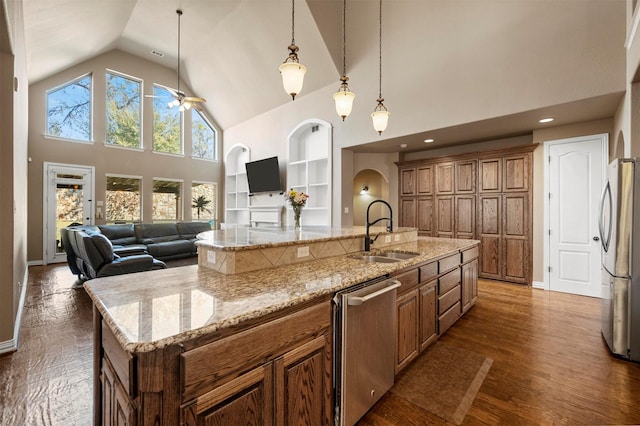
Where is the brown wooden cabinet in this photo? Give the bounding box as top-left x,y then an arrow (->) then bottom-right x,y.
461,246 -> 479,313
419,281 -> 437,351
400,168 -> 416,196
395,289 -> 419,373
397,145 -> 534,285
101,357 -> 136,426
417,165 -> 434,195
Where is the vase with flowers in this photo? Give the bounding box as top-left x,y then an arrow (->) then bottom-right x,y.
284,188 -> 309,231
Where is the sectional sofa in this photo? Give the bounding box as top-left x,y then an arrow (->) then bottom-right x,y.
62,222 -> 212,283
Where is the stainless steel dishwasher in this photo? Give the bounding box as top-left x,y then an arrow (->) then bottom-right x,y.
333,276 -> 401,426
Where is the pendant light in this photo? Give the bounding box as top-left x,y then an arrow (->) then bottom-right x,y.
279,0 -> 307,100
333,0 -> 355,121
371,0 -> 390,135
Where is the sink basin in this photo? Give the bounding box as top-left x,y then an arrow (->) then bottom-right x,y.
349,255 -> 401,263
376,251 -> 420,260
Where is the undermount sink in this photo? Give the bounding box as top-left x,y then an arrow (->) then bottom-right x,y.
376,251 -> 420,260
349,255 -> 401,263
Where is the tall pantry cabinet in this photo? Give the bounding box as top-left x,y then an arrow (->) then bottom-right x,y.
397,145 -> 535,285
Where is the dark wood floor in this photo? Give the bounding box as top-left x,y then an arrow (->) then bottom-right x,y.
2,264 -> 640,425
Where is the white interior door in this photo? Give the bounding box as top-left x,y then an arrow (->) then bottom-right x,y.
547,135 -> 606,297
44,163 -> 94,264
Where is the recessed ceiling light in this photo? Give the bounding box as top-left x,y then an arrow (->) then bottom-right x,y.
424,139 -> 434,143
539,117 -> 554,123
400,143 -> 407,148
151,49 -> 165,58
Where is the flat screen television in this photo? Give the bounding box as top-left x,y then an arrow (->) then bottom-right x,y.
245,156 -> 282,194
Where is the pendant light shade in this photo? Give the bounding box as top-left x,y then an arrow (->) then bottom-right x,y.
280,0 -> 306,100
371,98 -> 390,135
333,0 -> 355,121
333,77 -> 355,121
372,0 -> 389,135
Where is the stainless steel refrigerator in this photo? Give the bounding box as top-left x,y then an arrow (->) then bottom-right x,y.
599,158 -> 640,362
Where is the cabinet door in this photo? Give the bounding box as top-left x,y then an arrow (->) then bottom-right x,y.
417,197 -> 433,235
454,195 -> 476,239
435,162 -> 455,195
503,154 -> 530,192
455,160 -> 477,193
114,381 -> 137,426
101,359 -> 116,426
396,289 -> 419,373
181,364 -> 274,426
478,195 -> 502,280
503,193 -> 529,283
478,158 -> 502,193
435,196 -> 454,238
400,168 -> 416,196
418,281 -> 437,352
274,335 -> 331,426
417,165 -> 434,195
461,259 -> 478,313
399,197 -> 417,228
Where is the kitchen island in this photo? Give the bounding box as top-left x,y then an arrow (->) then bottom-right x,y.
84,227 -> 478,425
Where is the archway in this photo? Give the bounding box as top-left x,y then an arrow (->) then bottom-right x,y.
353,169 -> 388,226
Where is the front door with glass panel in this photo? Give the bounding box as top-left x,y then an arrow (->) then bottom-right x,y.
44,163 -> 94,264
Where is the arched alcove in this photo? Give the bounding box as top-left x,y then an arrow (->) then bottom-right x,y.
286,119 -> 333,227
224,144 -> 251,225
612,130 -> 625,161
353,169 -> 388,226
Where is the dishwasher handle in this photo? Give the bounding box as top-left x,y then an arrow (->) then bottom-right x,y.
346,280 -> 401,306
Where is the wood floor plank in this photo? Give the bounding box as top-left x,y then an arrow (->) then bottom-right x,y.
1,267 -> 640,425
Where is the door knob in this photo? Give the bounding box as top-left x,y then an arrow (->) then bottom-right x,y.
593,236 -> 600,241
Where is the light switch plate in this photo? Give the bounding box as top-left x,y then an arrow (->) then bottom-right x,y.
344,207 -> 349,214
394,234 -> 401,241
297,246 -> 310,257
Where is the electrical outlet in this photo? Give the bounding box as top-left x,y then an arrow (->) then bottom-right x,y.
207,251 -> 216,264
384,235 -> 391,243
297,246 -> 310,257
344,207 -> 349,214
394,234 -> 400,241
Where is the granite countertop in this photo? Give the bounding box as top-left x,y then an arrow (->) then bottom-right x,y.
195,225 -> 405,251
84,236 -> 478,354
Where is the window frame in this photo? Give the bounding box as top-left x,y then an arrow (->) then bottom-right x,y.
105,69 -> 144,151
45,72 -> 94,143
151,177 -> 184,223
152,83 -> 184,157
105,174 -> 143,224
191,181 -> 218,222
191,109 -> 219,162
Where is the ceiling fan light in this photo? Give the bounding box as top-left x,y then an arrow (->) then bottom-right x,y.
184,102 -> 191,110
333,89 -> 355,121
279,61 -> 307,100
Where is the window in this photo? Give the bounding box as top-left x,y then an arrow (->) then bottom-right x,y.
191,182 -> 216,221
46,74 -> 92,141
153,179 -> 182,222
192,110 -> 217,160
106,71 -> 142,148
105,176 -> 142,223
152,85 -> 182,155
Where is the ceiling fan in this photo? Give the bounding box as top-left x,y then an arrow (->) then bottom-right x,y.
157,9 -> 206,111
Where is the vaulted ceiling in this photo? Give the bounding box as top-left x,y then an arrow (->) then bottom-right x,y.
21,0 -> 626,153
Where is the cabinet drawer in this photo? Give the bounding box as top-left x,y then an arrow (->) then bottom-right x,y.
438,284 -> 461,315
462,246 -> 479,263
419,262 -> 438,283
181,302 -> 331,402
438,301 -> 461,335
394,268 -> 420,294
102,322 -> 134,395
438,268 -> 461,295
439,253 -> 460,273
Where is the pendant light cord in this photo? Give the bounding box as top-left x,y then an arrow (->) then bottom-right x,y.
342,0 -> 346,77
378,0 -> 382,99
291,0 -> 296,45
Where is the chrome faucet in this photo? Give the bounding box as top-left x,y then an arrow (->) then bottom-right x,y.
365,199 -> 393,251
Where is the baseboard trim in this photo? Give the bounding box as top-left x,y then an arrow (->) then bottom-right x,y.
0,266 -> 30,355
28,259 -> 43,266
532,280 -> 546,290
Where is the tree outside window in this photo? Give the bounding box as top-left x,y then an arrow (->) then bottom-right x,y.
106,72 -> 142,148
192,110 -> 216,160
153,179 -> 182,222
192,182 -> 216,221
106,176 -> 141,223
153,85 -> 182,154
46,74 -> 92,141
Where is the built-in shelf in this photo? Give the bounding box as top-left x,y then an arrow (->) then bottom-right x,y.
224,145 -> 251,226
286,119 -> 332,227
